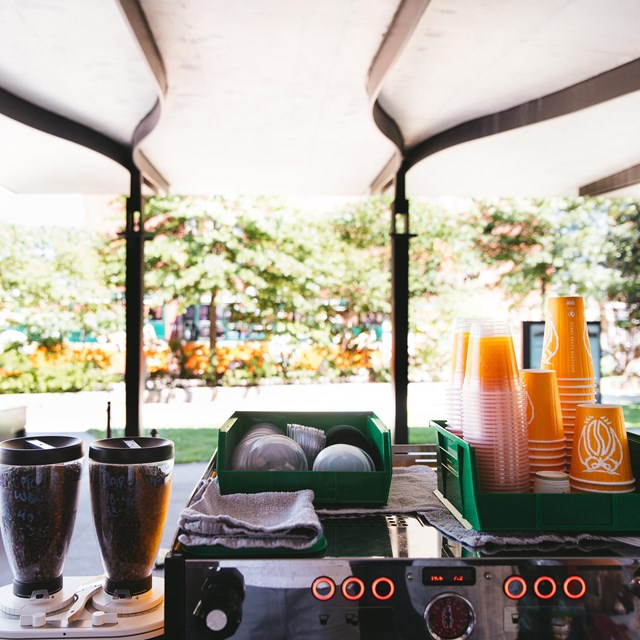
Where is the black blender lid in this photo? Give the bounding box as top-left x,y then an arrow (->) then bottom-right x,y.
0,435 -> 84,465
89,436 -> 174,464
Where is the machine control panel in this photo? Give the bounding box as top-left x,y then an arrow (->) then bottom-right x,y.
166,557 -> 640,639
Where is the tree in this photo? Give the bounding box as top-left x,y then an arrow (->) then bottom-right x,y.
471,197 -> 611,307
123,195 -> 327,381
605,199 -> 640,373
606,200 -> 640,321
329,196 -> 391,320
331,196 -> 484,379
0,222 -> 122,342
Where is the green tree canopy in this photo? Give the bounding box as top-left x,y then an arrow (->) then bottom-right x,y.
0,222 -> 121,342
471,197 -> 612,306
606,200 -> 640,324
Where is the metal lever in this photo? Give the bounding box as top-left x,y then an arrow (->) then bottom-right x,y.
65,581 -> 103,623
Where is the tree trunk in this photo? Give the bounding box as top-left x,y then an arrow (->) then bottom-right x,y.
207,288 -> 220,386
208,287 -> 218,356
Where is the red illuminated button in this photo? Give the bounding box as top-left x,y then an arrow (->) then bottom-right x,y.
503,576 -> 527,600
341,577 -> 365,601
563,576 -> 587,600
534,576 -> 557,600
312,577 -> 336,601
371,577 -> 395,601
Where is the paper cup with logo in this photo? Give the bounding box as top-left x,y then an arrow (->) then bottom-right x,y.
541,296 -> 595,380
569,403 -> 635,489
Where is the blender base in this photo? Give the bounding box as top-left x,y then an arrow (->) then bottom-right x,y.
0,583 -> 76,617
0,576 -> 164,639
92,578 -> 163,616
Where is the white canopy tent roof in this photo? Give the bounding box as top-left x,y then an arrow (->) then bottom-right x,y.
1,0 -> 639,198
2,0 -> 639,437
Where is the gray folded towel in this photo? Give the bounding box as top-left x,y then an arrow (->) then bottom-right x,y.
316,465 -> 443,516
319,465 -> 640,552
178,478 -> 323,550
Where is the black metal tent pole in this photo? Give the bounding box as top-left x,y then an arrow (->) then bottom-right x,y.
365,0 -> 431,444
368,53 -> 640,443
390,163 -> 414,444
0,1 -> 167,437
0,87 -> 142,435
0,88 -> 163,438
124,167 -> 146,436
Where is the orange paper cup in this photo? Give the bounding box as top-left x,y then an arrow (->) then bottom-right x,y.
569,403 -> 635,485
541,296 -> 595,379
520,369 -> 564,442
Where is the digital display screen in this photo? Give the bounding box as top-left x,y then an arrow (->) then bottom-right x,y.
422,567 -> 476,586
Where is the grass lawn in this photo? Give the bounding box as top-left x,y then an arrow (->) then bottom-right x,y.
89,403 -> 639,464
625,403 -> 640,428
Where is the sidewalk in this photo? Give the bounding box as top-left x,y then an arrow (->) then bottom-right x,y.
0,378 -> 637,435
0,381 -> 453,435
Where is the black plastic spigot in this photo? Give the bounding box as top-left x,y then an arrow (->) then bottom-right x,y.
193,567 -> 245,639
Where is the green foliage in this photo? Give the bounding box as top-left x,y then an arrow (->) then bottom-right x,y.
625,404 -> 640,428
471,197 -> 612,304
4,194 -> 640,389
606,200 -> 640,324
0,222 -> 123,342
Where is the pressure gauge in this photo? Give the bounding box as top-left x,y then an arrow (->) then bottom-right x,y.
424,593 -> 475,640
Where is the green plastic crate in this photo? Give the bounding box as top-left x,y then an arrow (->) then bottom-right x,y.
217,411 -> 392,506
432,419 -> 640,533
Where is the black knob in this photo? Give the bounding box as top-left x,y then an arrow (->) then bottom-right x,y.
193,568 -> 245,639
628,575 -> 640,598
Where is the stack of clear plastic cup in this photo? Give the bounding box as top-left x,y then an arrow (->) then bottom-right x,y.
462,319 -> 530,492
520,369 -> 567,486
445,317 -> 482,436
540,296 -> 596,466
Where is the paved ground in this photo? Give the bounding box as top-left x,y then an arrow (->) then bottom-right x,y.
0,381 -> 450,436
0,379 -> 637,586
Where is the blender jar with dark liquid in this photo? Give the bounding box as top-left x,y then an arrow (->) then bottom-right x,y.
89,437 -> 173,596
0,436 -> 84,597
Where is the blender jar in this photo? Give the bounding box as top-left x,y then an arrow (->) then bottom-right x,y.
89,437 -> 174,596
0,436 -> 84,597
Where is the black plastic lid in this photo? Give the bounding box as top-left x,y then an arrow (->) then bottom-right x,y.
0,436 -> 84,466
89,437 -> 174,464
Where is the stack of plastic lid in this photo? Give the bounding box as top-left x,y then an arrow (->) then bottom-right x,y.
232,423 -> 308,471
569,403 -> 636,493
461,319 -> 530,492
312,444 -> 375,472
287,423 -> 326,467
540,296 -> 596,467
520,369 -> 566,487
445,317 -> 480,436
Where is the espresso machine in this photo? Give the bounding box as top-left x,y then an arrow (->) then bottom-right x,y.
164,451 -> 640,639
